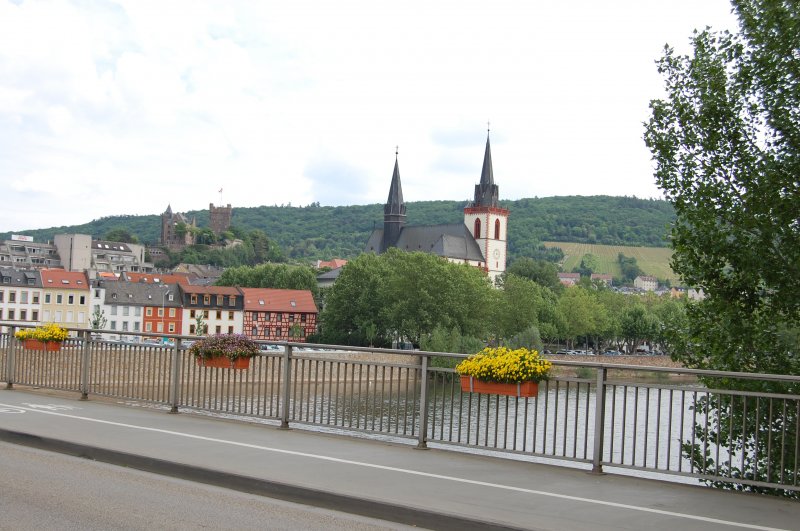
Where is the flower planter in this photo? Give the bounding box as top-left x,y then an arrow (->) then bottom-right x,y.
22,339 -> 62,352
196,356 -> 251,369
460,375 -> 539,397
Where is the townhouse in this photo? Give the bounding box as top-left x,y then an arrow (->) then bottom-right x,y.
40,269 -> 90,333
241,288 -> 318,342
0,267 -> 42,332
179,285 -> 244,336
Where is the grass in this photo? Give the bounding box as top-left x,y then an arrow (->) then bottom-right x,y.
542,241 -> 679,283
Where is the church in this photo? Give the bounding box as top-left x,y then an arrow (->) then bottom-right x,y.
365,133 -> 509,282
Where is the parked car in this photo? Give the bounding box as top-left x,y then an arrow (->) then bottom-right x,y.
604,350 -> 622,356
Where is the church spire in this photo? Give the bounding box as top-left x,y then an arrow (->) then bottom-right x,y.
382,149 -> 406,251
472,132 -> 499,208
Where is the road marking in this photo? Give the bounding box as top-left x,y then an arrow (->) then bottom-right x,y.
21,403 -> 80,411
0,402 -> 787,531
0,406 -> 26,414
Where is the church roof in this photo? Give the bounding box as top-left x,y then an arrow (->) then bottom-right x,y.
366,223 -> 485,262
472,134 -> 499,208
384,156 -> 405,216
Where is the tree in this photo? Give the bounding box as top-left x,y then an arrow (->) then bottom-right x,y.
644,0 -> 800,495
104,228 -> 139,244
90,306 -> 107,331
506,257 -> 562,291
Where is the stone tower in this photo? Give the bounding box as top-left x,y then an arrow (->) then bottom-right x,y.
209,203 -> 232,235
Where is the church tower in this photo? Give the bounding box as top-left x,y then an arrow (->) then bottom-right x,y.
463,132 -> 509,282
381,152 -> 406,252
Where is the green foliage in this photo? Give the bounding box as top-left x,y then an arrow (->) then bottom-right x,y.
103,228 -> 138,244
1,196 -> 674,264
572,253 -> 599,277
90,307 -> 107,330
216,263 -> 318,298
645,0 -> 800,496
506,257 -> 562,291
618,253 -> 644,283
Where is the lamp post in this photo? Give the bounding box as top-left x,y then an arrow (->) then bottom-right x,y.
161,284 -> 170,343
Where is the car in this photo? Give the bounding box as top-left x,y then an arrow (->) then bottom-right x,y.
555,350 -> 568,355
604,350 -> 622,356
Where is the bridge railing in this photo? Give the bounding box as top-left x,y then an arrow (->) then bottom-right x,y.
1,323 -> 798,494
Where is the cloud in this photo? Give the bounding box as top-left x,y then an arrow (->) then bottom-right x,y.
304,155 -> 372,206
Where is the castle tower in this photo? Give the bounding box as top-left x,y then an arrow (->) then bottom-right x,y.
160,204 -> 195,250
463,132 -> 509,282
209,203 -> 232,235
381,152 -> 406,252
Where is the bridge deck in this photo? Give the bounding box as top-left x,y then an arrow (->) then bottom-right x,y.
0,389 -> 796,531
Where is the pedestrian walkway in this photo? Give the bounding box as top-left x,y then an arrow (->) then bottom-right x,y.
0,389 -> 797,530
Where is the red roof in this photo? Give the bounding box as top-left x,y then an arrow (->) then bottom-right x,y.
123,272 -> 191,286
241,288 -> 318,313
317,258 -> 348,269
40,269 -> 89,290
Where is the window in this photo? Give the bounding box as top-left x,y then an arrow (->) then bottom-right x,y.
216,310 -> 222,319
45,293 -> 51,304
216,295 -> 223,305
56,294 -> 62,304
494,219 -> 501,240
157,308 -> 164,317
110,320 -> 117,330
32,310 -> 38,321
111,306 -> 118,316
301,314 -> 307,323
215,325 -> 221,334
203,295 -> 210,305
7,309 -> 14,320
157,322 -> 163,333
228,326 -> 233,334
32,293 -> 39,304
80,295 -> 86,304
203,310 -> 209,318
135,307 -> 141,316
123,306 -> 130,316
20,310 -> 27,321
474,218 -> 481,238
168,323 -> 175,333
133,322 -> 140,331
252,325 -> 258,335
122,322 -> 129,331
190,324 -> 196,334
146,308 -> 153,316
66,311 -> 73,322
228,311 -> 234,320
21,291 -> 28,304
277,313 -> 283,321
68,294 -> 74,304
78,312 -> 85,324
190,294 -> 198,305
94,289 -> 101,297
190,309 -> 196,318
169,308 -> 176,317
145,322 -> 152,332
43,310 -> 50,321
0,291 -> 3,302
229,296 -> 236,307
9,291 -> 16,303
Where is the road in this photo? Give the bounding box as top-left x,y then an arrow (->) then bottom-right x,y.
0,442 -> 414,531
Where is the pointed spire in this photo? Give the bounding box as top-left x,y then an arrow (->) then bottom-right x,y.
472,131 -> 499,208
385,149 -> 405,215
382,148 -> 406,251
165,204 -> 173,215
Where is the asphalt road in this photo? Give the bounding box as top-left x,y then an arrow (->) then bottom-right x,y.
0,442 -> 416,531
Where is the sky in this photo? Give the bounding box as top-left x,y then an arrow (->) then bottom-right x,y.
0,0 -> 740,233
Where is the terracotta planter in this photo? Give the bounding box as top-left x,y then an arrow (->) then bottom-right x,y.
460,375 -> 539,397
196,356 -> 251,369
22,339 -> 62,352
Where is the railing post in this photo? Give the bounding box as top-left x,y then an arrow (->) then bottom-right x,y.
5,325 -> 16,390
169,339 -> 182,413
415,354 -> 430,450
279,344 -> 292,429
79,330 -> 91,400
591,366 -> 607,474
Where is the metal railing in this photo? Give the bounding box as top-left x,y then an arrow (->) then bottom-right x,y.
1,323 -> 798,494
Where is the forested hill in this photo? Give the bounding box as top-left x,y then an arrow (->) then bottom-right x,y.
2,196 -> 674,262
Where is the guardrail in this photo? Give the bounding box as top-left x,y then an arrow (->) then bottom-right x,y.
1,323 -> 798,494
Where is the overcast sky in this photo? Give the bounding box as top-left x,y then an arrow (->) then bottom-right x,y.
0,0 -> 739,233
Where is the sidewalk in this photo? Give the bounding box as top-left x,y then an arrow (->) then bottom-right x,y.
0,389 -> 797,531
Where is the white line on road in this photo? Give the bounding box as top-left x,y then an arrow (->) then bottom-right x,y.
0,402 -> 787,531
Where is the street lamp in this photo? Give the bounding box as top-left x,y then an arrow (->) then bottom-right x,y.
161,284 -> 170,343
